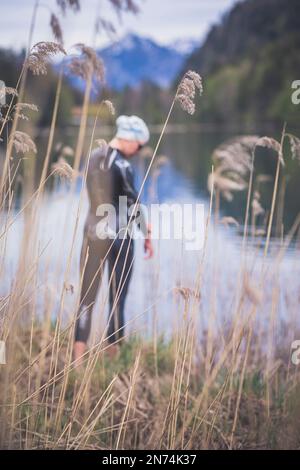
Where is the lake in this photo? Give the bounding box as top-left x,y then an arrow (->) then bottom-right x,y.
1,125 -> 300,349
33,124 -> 300,232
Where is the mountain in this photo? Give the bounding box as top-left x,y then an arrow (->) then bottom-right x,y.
168,38 -> 201,56
98,33 -> 199,91
178,0 -> 300,125
64,33 -> 199,93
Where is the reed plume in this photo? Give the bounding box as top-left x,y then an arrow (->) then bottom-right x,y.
176,70 -> 203,115
213,136 -> 259,176
108,0 -> 140,14
13,103 -> 38,112
69,44 -> 105,83
55,144 -> 74,159
95,18 -> 117,39
287,134 -> 300,162
10,131 -> 37,154
52,157 -> 78,180
26,41 -> 66,75
243,273 -> 263,306
220,216 -> 239,227
5,87 -> 18,97
255,136 -> 284,166
94,139 -> 108,153
56,0 -> 81,14
69,44 -> 105,174
50,14 -> 64,45
251,191 -> 264,217
102,99 -> 115,115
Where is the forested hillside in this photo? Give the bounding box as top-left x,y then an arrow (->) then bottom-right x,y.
180,0 -> 300,125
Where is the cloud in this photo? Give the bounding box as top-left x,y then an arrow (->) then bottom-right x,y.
0,0 -> 239,51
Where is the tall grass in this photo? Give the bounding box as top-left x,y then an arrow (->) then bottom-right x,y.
1,11 -> 300,450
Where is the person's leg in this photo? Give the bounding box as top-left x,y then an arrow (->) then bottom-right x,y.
107,237 -> 134,345
74,237 -> 105,364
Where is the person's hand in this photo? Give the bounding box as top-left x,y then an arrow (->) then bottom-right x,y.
144,224 -> 153,259
144,237 -> 154,259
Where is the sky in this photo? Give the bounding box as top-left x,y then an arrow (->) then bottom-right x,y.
0,0 -> 240,51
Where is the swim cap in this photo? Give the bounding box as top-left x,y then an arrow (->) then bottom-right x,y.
116,115 -> 150,144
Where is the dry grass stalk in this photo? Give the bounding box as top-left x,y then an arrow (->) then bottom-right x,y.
94,139 -> 108,153
36,69 -> 64,194
148,155 -> 169,201
13,103 -> 38,113
208,136 -> 260,206
2,28 -> 300,450
251,191 -> 265,238
56,0 -> 81,14
5,87 -> 18,97
55,143 -> 74,157
69,44 -> 105,83
243,273 -> 263,305
10,131 -> 37,154
115,351 -> 141,449
255,136 -> 284,166
52,157 -> 78,180
287,134 -> 300,162
50,14 -> 63,45
14,113 -> 29,121
174,286 -> 201,301
256,174 -> 272,185
102,100 -> 115,115
176,70 -> 203,115
212,136 -> 259,176
252,192 -> 264,217
208,170 -> 247,202
0,7 -> 63,198
220,216 -> 239,228
69,45 -> 105,174
26,42 -> 66,75
263,125 -> 286,257
95,18 -> 117,39
109,0 -> 140,15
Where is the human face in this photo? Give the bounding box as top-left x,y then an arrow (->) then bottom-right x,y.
115,139 -> 145,157
123,140 -> 143,157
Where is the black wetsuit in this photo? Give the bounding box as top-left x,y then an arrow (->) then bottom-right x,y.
75,146 -> 147,344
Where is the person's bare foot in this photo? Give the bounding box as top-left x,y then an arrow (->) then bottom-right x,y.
73,341 -> 86,367
105,343 -> 119,360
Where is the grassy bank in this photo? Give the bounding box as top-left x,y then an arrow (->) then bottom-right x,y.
1,326 -> 300,449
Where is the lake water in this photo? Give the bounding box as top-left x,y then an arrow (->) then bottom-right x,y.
1,126 -> 300,349
34,124 -> 300,231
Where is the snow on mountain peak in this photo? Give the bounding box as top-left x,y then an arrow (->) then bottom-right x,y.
66,33 -> 199,93
170,38 -> 201,55
121,33 -> 139,50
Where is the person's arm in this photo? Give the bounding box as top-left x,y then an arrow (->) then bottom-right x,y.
86,147 -> 107,211
119,161 -> 154,258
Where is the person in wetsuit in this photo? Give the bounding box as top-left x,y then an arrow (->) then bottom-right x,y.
74,115 -> 154,363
